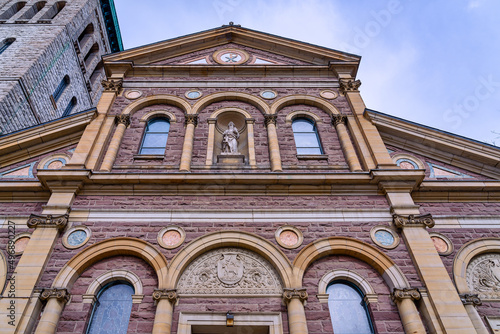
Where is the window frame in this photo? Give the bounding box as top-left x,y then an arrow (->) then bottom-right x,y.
291,117 -> 324,156
326,280 -> 375,334
139,117 -> 171,155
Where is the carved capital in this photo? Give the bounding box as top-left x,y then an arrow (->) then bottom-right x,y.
101,79 -> 123,94
331,114 -> 347,127
114,114 -> 131,127
393,214 -> 434,229
283,288 -> 308,304
152,289 -> 178,303
460,293 -> 482,306
339,79 -> 361,94
40,288 -> 70,303
184,114 -> 198,127
27,213 -> 69,230
391,288 -> 421,303
264,114 -> 277,126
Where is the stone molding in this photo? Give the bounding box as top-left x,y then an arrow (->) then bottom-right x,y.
339,79 -> 361,94
264,114 -> 277,126
114,114 -> 131,127
152,289 -> 178,303
282,288 -> 308,304
391,288 -> 421,302
101,79 -> 123,93
331,114 -> 347,127
27,213 -> 69,230
184,114 -> 198,127
39,288 -> 70,303
459,293 -> 482,306
392,214 -> 435,229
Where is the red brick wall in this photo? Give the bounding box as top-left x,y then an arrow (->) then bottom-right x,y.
418,202 -> 500,216
56,255 -> 158,334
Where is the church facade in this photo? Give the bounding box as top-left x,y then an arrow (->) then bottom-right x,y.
1,24 -> 500,334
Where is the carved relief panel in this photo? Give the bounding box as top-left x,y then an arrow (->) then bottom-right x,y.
177,248 -> 283,295
466,253 -> 500,300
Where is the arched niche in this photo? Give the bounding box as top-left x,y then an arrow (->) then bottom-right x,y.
205,107 -> 256,167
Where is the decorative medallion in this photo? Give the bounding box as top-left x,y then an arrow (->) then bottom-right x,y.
370,226 -> 399,249
157,226 -> 185,249
43,158 -> 67,169
396,158 -> 418,170
320,90 -> 338,100
124,90 -> 143,100
177,247 -> 282,295
213,49 -> 250,65
260,90 -> 277,99
275,225 -> 303,249
185,90 -> 202,100
466,253 -> 500,300
62,226 -> 91,249
429,233 -> 453,256
13,233 -> 31,255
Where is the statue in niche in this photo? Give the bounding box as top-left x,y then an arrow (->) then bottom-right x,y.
221,121 -> 240,155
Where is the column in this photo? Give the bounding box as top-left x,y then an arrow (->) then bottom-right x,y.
393,214 -> 477,333
179,114 -> 198,172
246,119 -> 257,167
100,115 -> 130,171
339,79 -> 394,169
205,118 -> 216,166
67,79 -> 122,169
34,288 -> 70,334
331,114 -> 362,172
152,289 -> 177,334
264,115 -> 282,172
283,288 -> 308,334
391,288 -> 426,334
460,294 -> 488,334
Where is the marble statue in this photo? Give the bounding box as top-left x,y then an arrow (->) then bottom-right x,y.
221,121 -> 240,155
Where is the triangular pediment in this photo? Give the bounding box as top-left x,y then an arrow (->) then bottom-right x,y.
368,109 -> 500,180
104,25 -> 360,70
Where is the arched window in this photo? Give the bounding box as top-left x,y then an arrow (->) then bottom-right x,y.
62,97 -> 76,116
292,118 -> 322,155
19,1 -> 45,20
39,1 -> 65,20
86,281 -> 134,334
0,38 -> 15,55
327,281 -> 374,334
140,118 -> 170,154
0,2 -> 26,21
52,75 -> 69,102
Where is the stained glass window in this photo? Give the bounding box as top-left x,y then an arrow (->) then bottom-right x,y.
139,118 -> 170,155
292,118 -> 323,155
327,281 -> 374,334
87,282 -> 134,334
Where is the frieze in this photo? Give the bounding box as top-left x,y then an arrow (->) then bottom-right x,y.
39,288 -> 70,303
392,214 -> 435,229
177,247 -> 282,295
391,288 -> 421,302
101,79 -> 123,93
339,79 -> 362,94
467,253 -> 500,300
27,214 -> 69,230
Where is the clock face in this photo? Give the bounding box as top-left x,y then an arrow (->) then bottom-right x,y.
213,49 -> 249,65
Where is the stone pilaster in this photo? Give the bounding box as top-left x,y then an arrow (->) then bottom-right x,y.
179,114 -> 198,172
331,114 -> 362,172
35,289 -> 70,334
264,115 -> 282,172
391,288 -> 426,334
283,288 -> 308,334
100,115 -> 130,171
152,289 -> 178,334
460,294 -> 488,334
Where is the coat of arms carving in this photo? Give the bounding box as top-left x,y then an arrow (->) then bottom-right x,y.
467,253 -> 500,300
177,248 -> 282,295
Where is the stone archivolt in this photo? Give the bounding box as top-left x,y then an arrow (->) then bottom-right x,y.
177,247 -> 283,295
467,253 -> 500,300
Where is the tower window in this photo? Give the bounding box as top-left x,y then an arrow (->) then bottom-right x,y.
0,38 -> 15,55
139,118 -> 170,155
292,118 -> 323,155
327,281 -> 374,334
19,1 -> 46,20
0,2 -> 26,21
62,97 -> 76,117
39,1 -> 65,20
86,281 -> 134,334
52,75 -> 70,102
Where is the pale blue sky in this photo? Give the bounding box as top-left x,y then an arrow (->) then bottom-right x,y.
114,0 -> 500,145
